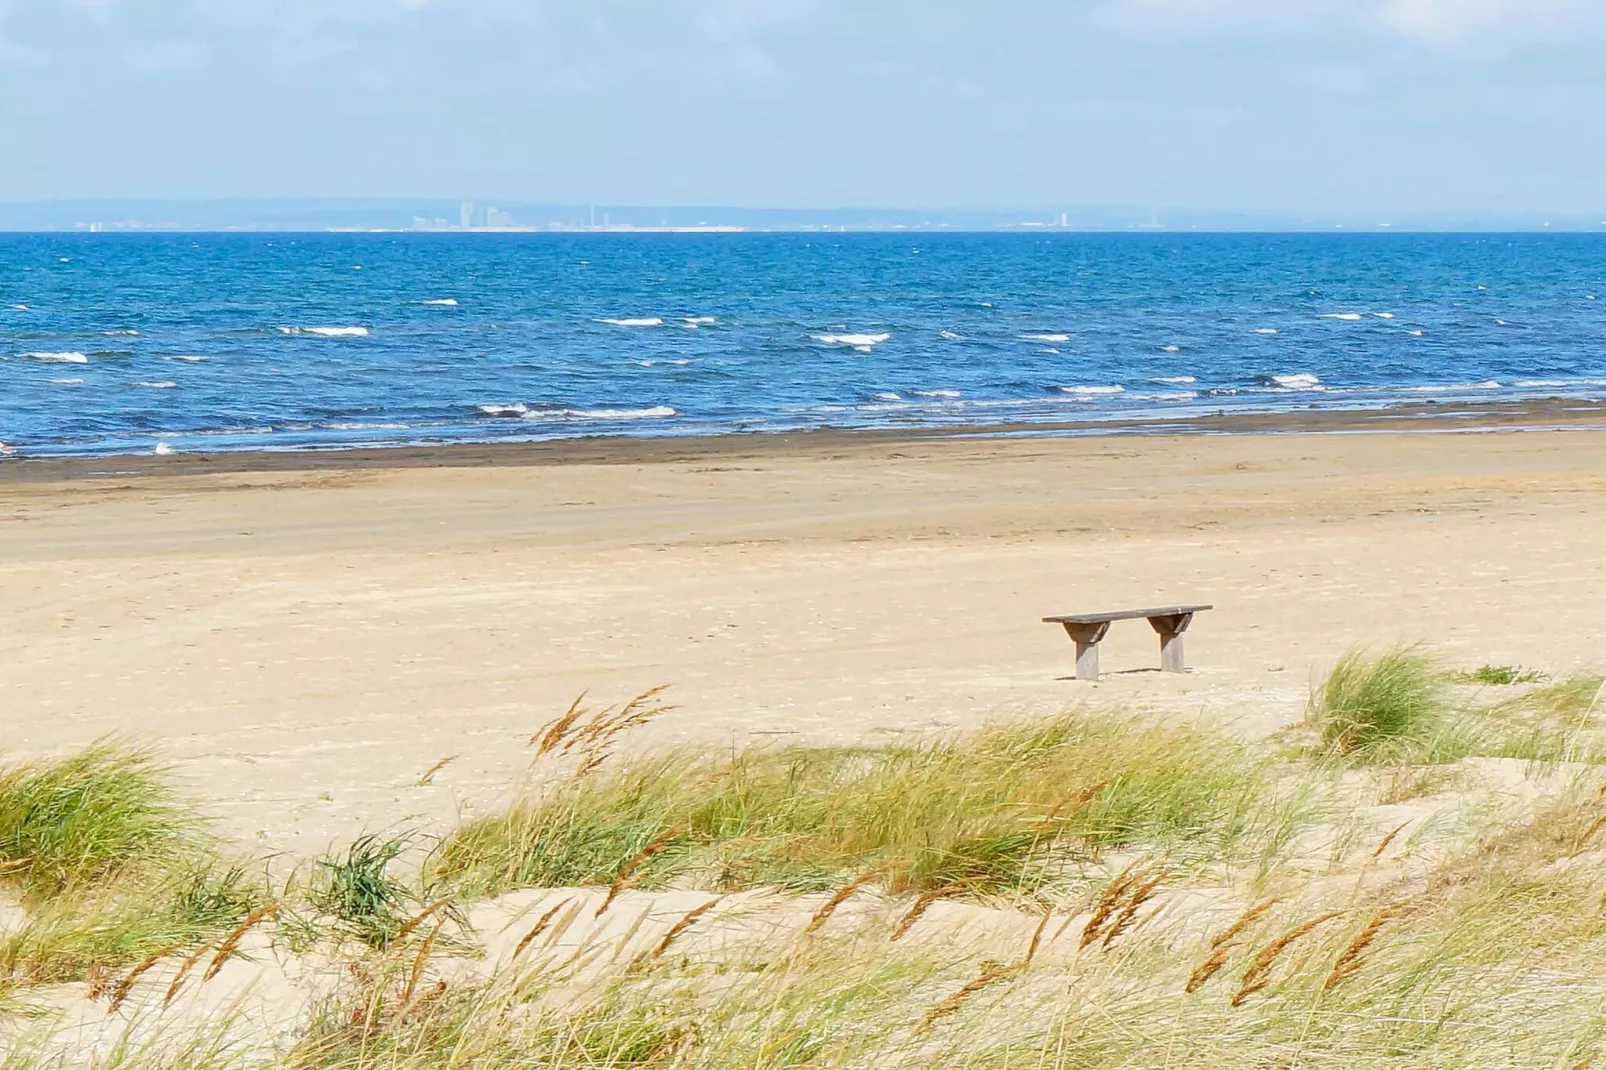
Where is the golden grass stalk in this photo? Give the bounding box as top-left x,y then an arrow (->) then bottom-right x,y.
532,694 -> 588,754
1372,820 -> 1411,859
0,857 -> 31,873
513,897 -> 574,960
1324,900 -> 1411,991
392,898 -> 454,947
805,865 -> 892,936
890,882 -> 965,943
1231,909 -> 1345,1007
414,756 -> 457,787
400,918 -> 444,1007
920,963 -> 1022,1032
1101,874 -> 1162,950
1022,909 -> 1054,967
596,828 -> 681,917
162,936 -> 221,1008
203,901 -> 278,982
107,943 -> 182,1013
1186,897 -> 1277,994
1080,864 -> 1139,949
1572,814 -> 1606,857
640,897 -> 723,965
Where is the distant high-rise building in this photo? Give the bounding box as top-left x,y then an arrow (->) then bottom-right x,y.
460,200 -> 476,229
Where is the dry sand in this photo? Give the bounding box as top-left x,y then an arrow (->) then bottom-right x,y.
4,424 -> 1605,858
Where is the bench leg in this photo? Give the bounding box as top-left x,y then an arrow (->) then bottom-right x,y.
1062,621 -> 1111,681
1147,613 -> 1197,674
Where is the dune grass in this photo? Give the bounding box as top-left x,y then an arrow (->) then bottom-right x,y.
0,744 -> 262,995
430,709 -> 1294,902
1308,645 -> 1467,763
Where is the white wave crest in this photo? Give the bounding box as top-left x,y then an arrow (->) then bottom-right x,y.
912,389 -> 961,399
49,377 -> 84,385
1409,329 -> 1425,336
1151,375 -> 1196,384
555,405 -> 677,420
599,317 -> 664,328
939,330 -> 965,340
873,392 -> 902,401
279,326 -> 371,337
1318,313 -> 1363,321
478,403 -> 529,417
21,351 -> 89,363
1252,328 -> 1279,335
1267,373 -> 1323,389
154,442 -> 175,456
814,333 -> 891,353
136,380 -> 177,389
1162,344 -> 1182,353
683,316 -> 717,325
102,329 -> 140,336
9,304 -> 28,311
1059,384 -> 1125,397
1371,312 -> 1395,319
1513,378 -> 1606,389
0,442 -> 15,456
166,355 -> 210,362
424,298 -> 459,306
1019,333 -> 1070,343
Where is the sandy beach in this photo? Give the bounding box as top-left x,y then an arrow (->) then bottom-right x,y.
5,418 -> 1606,858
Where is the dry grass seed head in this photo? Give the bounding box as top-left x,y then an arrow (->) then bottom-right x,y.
107,944 -> 182,1013
532,694 -> 588,754
920,964 -> 1022,1032
805,864 -> 892,935
596,827 -> 682,917
1572,813 -> 1606,857
1101,874 -> 1162,950
400,919 -> 445,1007
513,897 -> 574,960
1022,909 -> 1054,967
1372,820 -> 1411,859
640,897 -> 724,966
1231,909 -> 1346,1007
203,901 -> 278,982
414,756 -> 457,787
1324,900 -> 1412,992
163,937 -> 221,1008
392,898 -> 454,947
890,882 -> 966,943
1080,864 -> 1140,949
1186,897 -> 1278,994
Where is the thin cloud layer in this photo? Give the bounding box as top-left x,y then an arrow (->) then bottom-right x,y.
1102,0 -> 1594,44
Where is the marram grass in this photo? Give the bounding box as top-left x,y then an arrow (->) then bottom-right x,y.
429,709 -> 1291,900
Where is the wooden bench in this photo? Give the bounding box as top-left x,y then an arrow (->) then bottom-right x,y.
1043,605 -> 1212,681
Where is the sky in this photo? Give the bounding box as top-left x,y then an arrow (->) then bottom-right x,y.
1,0 -> 1603,216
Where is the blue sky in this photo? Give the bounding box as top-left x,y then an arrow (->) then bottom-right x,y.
1,0 -> 1601,214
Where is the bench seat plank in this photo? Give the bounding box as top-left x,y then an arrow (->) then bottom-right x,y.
1043,605 -> 1212,626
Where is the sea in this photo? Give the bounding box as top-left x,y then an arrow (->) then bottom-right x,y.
2,232 -> 1604,458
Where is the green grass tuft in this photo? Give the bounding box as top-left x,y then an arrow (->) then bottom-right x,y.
430,710 -> 1291,901
1450,665 -> 1548,686
0,742 -> 190,900
309,834 -> 418,950
1308,645 -> 1458,763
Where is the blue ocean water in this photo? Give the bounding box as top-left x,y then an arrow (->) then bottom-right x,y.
2,232 -> 1604,458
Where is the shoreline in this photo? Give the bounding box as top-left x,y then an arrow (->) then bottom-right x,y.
4,396 -> 1606,481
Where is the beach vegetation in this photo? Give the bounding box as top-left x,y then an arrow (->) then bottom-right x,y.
1450,664 -> 1547,686
429,709 -> 1291,902
1308,645 -> 1462,763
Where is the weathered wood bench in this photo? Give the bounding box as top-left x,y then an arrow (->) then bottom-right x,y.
1043,605 -> 1212,681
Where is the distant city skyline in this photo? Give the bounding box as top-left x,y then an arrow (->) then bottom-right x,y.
1,1 -> 1602,217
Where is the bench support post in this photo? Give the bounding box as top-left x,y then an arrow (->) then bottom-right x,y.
1147,613 -> 1197,674
1061,621 -> 1111,681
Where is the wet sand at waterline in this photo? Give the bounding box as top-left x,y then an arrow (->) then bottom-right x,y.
3,420 -> 1605,858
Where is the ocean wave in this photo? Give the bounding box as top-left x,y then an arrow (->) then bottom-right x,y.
556,405 -> 677,421
814,332 -> 891,353
1403,380 -> 1503,393
1252,328 -> 1279,335
20,351 -> 89,363
279,326 -> 371,337
873,392 -> 902,401
684,316 -> 717,326
1512,378 -> 1606,389
912,389 -> 961,398
101,329 -> 140,336
634,359 -> 692,367
1409,329 -> 1425,336
1019,333 -> 1070,342
1259,373 -> 1323,390
165,355 -> 210,362
1151,375 -> 1197,384
1162,344 -> 1182,353
154,442 -> 175,455
599,317 -> 664,328
1318,313 -> 1363,321
1058,384 -> 1125,397
9,304 -> 27,311
0,442 -> 15,456
1130,391 -> 1199,402
478,403 -> 529,417
136,380 -> 177,389
49,377 -> 84,385
939,330 -> 965,340
424,298 -> 459,306
1039,347 -> 1061,355
1371,312 -> 1395,319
